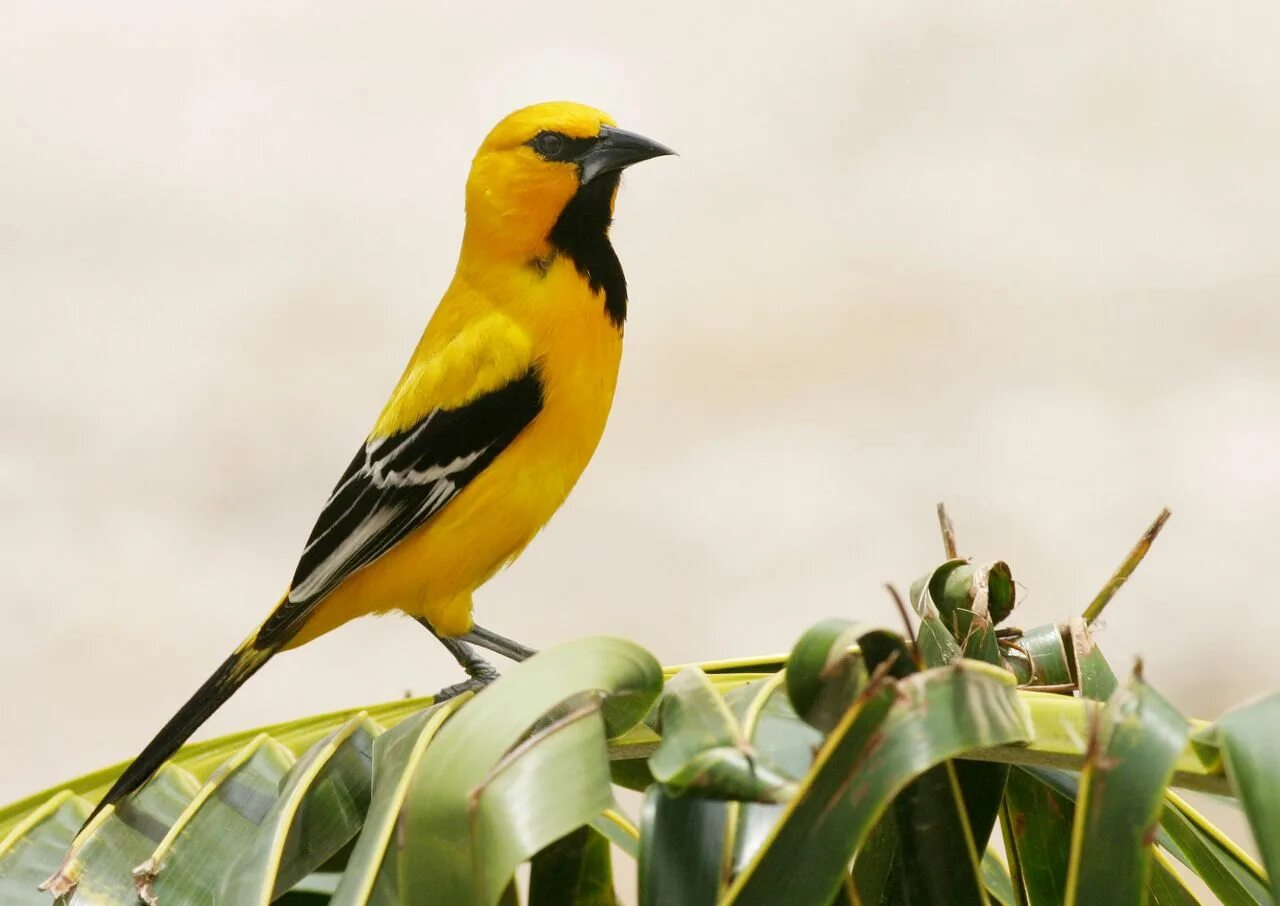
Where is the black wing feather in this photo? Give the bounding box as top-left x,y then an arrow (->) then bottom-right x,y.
254,367 -> 543,649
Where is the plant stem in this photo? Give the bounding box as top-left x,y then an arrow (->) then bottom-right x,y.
937,502 -> 959,559
885,583 -> 918,648
1082,508 -> 1172,624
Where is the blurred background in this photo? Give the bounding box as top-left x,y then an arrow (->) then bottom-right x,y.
2,0 -> 1278,829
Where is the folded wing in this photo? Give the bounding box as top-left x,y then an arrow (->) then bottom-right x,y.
254,367 -> 543,649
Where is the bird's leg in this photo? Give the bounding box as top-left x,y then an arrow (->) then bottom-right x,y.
417,617 -> 500,701
459,624 -> 539,662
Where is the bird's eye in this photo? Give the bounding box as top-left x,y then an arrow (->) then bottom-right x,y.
532,131 -> 567,159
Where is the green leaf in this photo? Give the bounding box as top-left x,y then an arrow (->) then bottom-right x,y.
954,692 -> 1221,796
857,630 -> 917,679
529,825 -> 618,905
784,618 -> 871,732
1064,673 -> 1191,906
854,632 -> 995,906
64,764 -> 200,905
591,807 -> 640,861
853,761 -> 989,906
138,733 -> 297,905
986,563 -> 1017,626
289,870 -> 342,894
1215,693 -> 1280,901
911,560 -> 1016,629
651,668 -> 793,802
1,621 -> 1272,906
1003,649 -> 1035,686
724,676 -> 822,876
1056,621 -> 1236,903
982,849 -> 1017,906
954,565 -> 1016,663
1068,618 -> 1117,700
0,697 -> 431,846
1013,624 -> 1073,687
954,761 -> 1010,855
909,559 -> 970,623
724,677 -> 820,784
1147,850 -> 1203,905
607,758 -> 656,793
917,614 -> 963,668
218,714 -> 380,906
1159,790 -> 1271,905
909,560 -> 967,669
955,609 -> 1001,666
638,787 -> 728,906
1059,620 -> 1242,902
1018,768 -> 1237,906
726,659 -> 1033,905
329,699 -> 465,906
401,637 -> 663,906
0,792 -> 91,906
723,678 -> 894,904
468,702 -> 614,902
1002,768 -> 1073,905
653,668 -> 740,761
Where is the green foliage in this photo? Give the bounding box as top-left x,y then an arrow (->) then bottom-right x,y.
2,511 -> 1277,904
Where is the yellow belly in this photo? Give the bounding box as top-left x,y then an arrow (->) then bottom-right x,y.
283,259 -> 623,647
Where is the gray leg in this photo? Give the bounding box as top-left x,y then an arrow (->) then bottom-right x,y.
417,617 -> 501,701
459,624 -> 539,662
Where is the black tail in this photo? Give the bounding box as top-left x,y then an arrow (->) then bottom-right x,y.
79,640 -> 275,831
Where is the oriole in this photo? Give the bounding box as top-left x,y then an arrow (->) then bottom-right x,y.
51,101 -> 672,865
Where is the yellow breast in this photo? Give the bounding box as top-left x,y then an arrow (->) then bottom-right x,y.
285,256 -> 623,646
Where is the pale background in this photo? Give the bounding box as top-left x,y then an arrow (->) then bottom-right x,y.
2,0 -> 1278,874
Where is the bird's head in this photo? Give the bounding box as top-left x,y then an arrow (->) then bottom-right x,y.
462,102 -> 673,263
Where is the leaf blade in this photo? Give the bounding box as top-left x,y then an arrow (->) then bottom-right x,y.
726,659 -> 1033,906
1216,693 -> 1280,901
400,637 -> 663,906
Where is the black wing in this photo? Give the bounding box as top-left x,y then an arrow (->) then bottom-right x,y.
253,368 -> 543,649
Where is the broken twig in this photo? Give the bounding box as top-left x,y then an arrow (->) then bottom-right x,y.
937,502 -> 959,559
1082,508 -> 1172,624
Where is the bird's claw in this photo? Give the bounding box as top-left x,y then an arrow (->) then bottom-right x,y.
468,660 -> 500,684
431,675 -> 490,702
432,658 -> 500,702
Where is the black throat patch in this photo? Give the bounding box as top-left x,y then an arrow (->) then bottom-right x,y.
548,171 -> 627,329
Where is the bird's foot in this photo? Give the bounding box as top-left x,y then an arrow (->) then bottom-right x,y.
431,676 -> 486,702
431,656 -> 500,702
464,656 -> 501,684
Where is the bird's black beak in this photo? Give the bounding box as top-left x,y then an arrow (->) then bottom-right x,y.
579,125 -> 675,184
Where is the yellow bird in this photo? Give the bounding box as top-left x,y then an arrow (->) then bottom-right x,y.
66,101 -> 672,841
